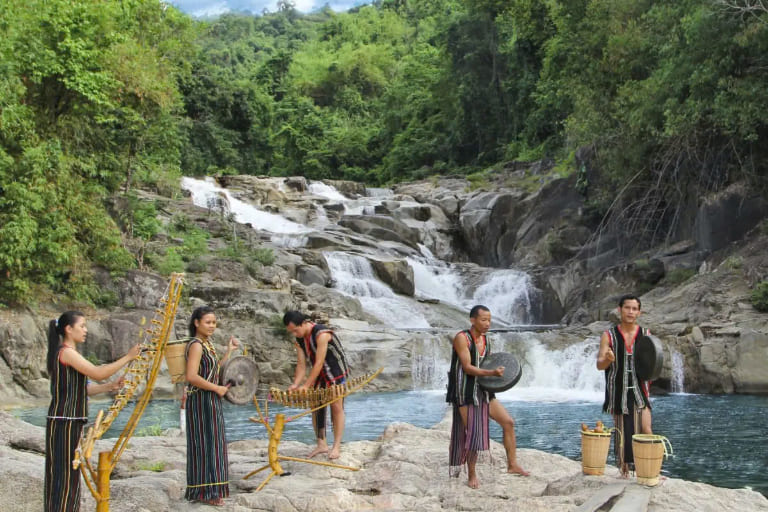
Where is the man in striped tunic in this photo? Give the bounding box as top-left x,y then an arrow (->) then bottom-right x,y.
446,305 -> 529,489
597,294 -> 653,477
283,311 -> 350,460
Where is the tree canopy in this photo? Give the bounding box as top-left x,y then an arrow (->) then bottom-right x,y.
1,0 -> 767,304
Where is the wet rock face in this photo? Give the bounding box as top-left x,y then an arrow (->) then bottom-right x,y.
2,172 -> 767,404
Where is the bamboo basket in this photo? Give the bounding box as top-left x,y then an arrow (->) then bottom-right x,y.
581,428 -> 621,475
632,434 -> 673,486
164,339 -> 188,383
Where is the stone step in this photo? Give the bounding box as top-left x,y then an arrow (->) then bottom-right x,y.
610,486 -> 651,512
574,483 -> 628,512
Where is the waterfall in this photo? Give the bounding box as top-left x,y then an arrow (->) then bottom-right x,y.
181,177 -> 310,235
407,256 -> 537,325
411,334 -> 451,391
407,257 -> 465,307
366,187 -> 394,198
308,182 -> 347,201
410,332 -> 604,402
473,270 -> 535,325
503,335 -> 604,402
308,181 -> 385,216
671,350 -> 685,393
324,252 -> 431,328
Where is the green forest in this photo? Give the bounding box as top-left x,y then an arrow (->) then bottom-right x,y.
1,0 -> 767,305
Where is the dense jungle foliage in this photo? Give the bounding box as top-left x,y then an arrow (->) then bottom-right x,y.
1,0 -> 767,304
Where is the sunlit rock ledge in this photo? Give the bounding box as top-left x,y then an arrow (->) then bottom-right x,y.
1,411 -> 765,512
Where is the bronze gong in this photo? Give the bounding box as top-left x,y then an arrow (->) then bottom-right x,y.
634,334 -> 664,381
477,352 -> 522,393
220,356 -> 260,405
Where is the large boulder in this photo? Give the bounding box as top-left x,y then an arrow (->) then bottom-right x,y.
369,259 -> 416,297
696,182 -> 768,256
338,215 -> 420,248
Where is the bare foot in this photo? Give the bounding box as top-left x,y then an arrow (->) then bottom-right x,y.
202,498 -> 224,506
307,444 -> 329,459
618,464 -> 630,479
507,463 -> 530,476
328,445 -> 341,460
467,473 -> 480,489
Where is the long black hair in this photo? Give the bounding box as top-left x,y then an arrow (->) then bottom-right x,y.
47,311 -> 85,375
188,306 -> 216,338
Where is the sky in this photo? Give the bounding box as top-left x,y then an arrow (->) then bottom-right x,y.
168,0 -> 365,18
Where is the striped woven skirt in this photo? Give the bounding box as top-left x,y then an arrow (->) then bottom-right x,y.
45,418 -> 85,512
448,401 -> 490,477
185,390 -> 229,501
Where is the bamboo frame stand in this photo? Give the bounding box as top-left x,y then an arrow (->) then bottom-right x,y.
72,273 -> 184,512
244,367 -> 383,492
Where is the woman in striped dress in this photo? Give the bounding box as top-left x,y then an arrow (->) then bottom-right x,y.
45,311 -> 140,512
184,306 -> 239,506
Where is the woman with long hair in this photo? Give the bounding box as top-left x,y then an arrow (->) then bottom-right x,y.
45,311 -> 140,512
184,306 -> 239,506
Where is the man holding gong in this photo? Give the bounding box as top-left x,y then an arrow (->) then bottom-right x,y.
447,305 -> 529,489
597,294 -> 655,477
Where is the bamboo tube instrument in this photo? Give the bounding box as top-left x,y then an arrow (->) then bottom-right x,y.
72,273 -> 184,512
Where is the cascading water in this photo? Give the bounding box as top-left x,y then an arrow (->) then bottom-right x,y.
366,187 -> 395,198
473,270 -> 535,325
407,255 -> 537,325
671,350 -> 685,393
410,331 -> 605,403
502,335 -> 604,402
181,177 -> 311,248
308,181 -> 387,216
324,252 -> 431,328
308,182 -> 347,201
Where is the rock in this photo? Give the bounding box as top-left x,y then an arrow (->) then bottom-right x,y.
338,215 -> 420,248
283,176 -> 307,192
629,259 -> 665,286
323,179 -> 366,197
1,412 -> 764,512
296,264 -> 328,287
696,182 -> 768,256
369,259 -> 415,297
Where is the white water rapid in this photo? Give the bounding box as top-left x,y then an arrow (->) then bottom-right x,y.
407,255 -> 536,325
324,251 -> 431,328
671,349 -> 685,393
180,177 -> 311,248
410,333 -> 605,403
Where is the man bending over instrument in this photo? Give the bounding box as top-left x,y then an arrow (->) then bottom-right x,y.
283,311 -> 350,459
447,305 -> 529,489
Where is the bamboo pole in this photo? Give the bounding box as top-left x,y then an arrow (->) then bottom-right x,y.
96,451 -> 112,512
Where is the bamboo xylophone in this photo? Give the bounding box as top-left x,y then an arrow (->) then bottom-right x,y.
269,370 -> 381,409
72,273 -> 184,471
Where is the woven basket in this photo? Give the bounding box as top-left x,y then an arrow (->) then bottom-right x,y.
581,430 -> 612,475
164,340 -> 188,383
632,434 -> 673,486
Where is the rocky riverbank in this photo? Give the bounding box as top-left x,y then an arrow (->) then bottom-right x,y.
2,411 -> 765,512
1,171 -> 767,403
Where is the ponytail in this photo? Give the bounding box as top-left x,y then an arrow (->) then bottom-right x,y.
46,320 -> 59,375
47,311 -> 85,375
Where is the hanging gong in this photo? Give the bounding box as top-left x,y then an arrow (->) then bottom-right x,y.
634,334 -> 664,381
477,352 -> 522,393
220,356 -> 260,405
